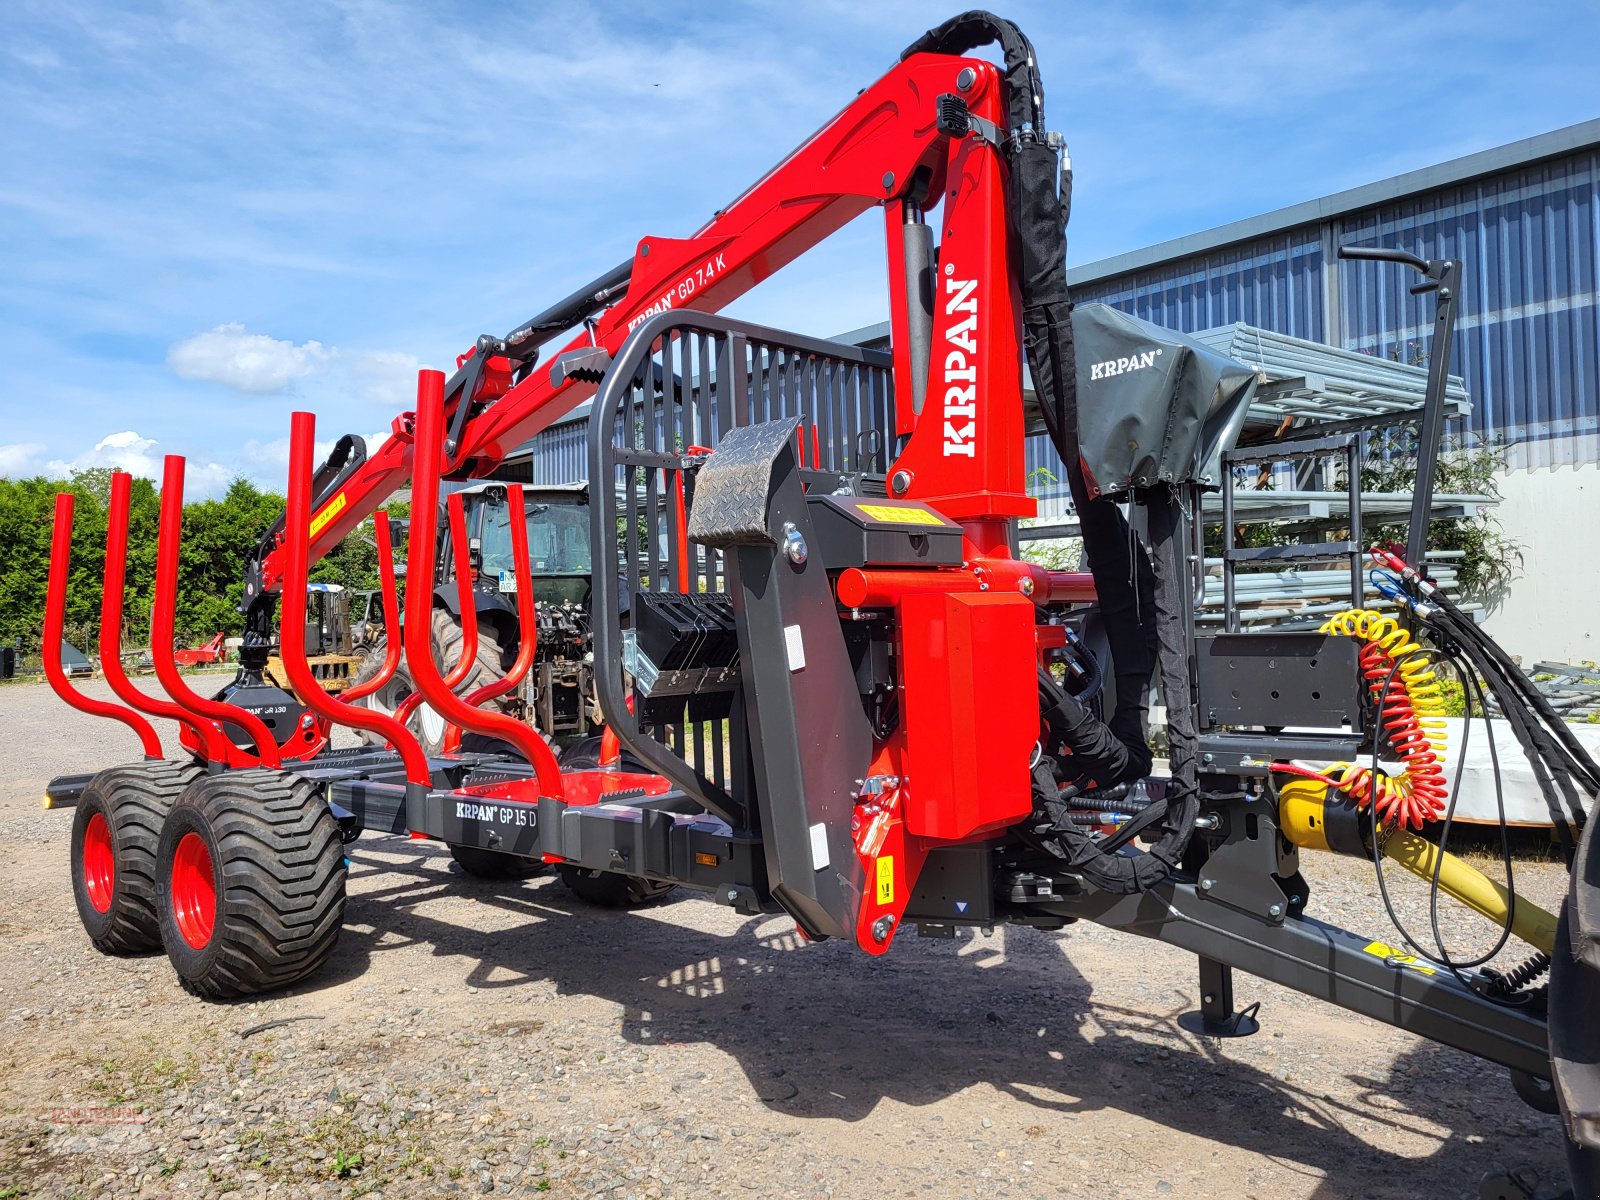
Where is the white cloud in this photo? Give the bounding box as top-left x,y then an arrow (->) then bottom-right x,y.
165,323 -> 421,405
347,349 -> 423,408
47,430 -> 235,498
167,323 -> 333,393
0,442 -> 47,477
237,425 -> 394,490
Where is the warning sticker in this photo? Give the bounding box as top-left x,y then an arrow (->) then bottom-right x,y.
857,503 -> 945,527
309,492 -> 348,539
1363,939 -> 1435,975
875,856 -> 895,905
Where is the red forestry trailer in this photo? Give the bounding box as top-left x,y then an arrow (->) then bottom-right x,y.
36,12 -> 1600,1196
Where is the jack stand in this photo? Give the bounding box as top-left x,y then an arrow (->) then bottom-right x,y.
1178,957 -> 1261,1038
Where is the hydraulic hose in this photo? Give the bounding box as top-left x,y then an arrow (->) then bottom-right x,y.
1277,778 -> 1557,955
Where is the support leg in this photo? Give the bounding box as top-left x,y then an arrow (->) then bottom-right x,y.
1179,956 -> 1260,1038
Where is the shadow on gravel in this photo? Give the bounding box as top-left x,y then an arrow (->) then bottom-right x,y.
314,836 -> 1564,1200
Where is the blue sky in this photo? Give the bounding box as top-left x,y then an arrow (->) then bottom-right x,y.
3,0 -> 1598,495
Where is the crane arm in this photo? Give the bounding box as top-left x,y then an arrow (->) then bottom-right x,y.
248,48 -> 1003,603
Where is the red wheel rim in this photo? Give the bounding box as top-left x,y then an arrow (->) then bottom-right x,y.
82,812 -> 115,914
170,832 -> 217,950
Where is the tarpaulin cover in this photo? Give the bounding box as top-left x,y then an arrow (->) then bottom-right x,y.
1067,303 -> 1257,500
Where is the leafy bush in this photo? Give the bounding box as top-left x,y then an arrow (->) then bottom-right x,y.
0,469 -> 399,654
1356,430 -> 1523,602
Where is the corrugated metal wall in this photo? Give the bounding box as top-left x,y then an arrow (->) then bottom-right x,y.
1082,229 -> 1327,343
1078,148 -> 1600,469
1336,150 -> 1600,466
528,418 -> 587,485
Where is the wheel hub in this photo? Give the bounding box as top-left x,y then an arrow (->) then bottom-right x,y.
82,811 -> 115,914
170,831 -> 217,950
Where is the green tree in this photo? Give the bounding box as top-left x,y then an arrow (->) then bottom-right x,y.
0,470 -> 410,661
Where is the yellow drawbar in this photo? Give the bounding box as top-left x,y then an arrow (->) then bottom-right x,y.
1276,778 -> 1557,955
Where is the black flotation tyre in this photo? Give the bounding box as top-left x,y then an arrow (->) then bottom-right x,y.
447,843 -> 546,879
155,769 -> 346,1000
71,759 -> 204,954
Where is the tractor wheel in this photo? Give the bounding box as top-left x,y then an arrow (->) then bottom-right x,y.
155,769 -> 346,1000
447,843 -> 546,879
559,736 -> 652,775
350,637 -> 416,747
415,608 -> 511,757
554,740 -> 677,906
558,865 -> 678,908
70,760 -> 203,954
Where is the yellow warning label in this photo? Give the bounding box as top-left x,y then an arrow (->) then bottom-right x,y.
857,503 -> 945,527
1363,939 -> 1435,975
308,492 -> 348,540
875,856 -> 895,905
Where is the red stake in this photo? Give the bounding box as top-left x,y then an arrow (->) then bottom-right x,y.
443,483 -> 541,752
99,471 -> 227,759
673,467 -> 690,592
339,511 -> 402,703
282,412 -> 430,786
404,370 -> 564,796
394,490 -> 480,728
41,493 -> 163,758
149,456 -> 283,767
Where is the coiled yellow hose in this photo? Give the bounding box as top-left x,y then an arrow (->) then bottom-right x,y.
1272,609 -> 1449,829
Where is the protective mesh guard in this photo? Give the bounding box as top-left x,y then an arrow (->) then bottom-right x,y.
588,311 -> 893,815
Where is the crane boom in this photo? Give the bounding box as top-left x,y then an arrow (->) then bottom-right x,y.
248,50 -> 1016,606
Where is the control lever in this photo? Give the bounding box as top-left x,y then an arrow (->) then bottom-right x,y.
1337,242 -> 1462,573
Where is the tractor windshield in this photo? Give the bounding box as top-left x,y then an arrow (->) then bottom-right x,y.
478,496 -> 593,579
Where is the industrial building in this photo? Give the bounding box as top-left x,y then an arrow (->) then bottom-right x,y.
519,119 -> 1600,662
1069,117 -> 1600,663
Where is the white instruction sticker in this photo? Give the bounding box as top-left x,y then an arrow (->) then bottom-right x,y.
784,624 -> 806,672
809,822 -> 830,871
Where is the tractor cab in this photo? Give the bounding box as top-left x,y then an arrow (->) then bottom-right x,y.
447,480 -> 593,609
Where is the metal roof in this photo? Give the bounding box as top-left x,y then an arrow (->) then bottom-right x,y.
1188,320 -> 1468,431
1069,117 -> 1600,286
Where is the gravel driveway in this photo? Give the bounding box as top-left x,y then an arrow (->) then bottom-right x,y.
0,678 -> 1575,1199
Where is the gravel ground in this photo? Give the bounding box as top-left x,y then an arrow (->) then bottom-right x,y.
0,677 -> 1577,1199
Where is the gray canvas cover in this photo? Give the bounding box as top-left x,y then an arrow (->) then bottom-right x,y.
1069,303 -> 1257,499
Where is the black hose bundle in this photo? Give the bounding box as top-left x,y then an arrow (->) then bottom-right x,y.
902,9 -> 1158,784
1384,557 -> 1599,988
1021,486 -> 1199,894
903,13 -> 1195,892
1399,568 -> 1595,853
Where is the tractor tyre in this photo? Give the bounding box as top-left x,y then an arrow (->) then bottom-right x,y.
554,741 -> 678,906
558,736 -> 652,775
70,760 -> 203,954
415,608 -> 511,757
350,637 -> 416,747
447,843 -> 546,879
155,769 -> 346,1000
558,865 -> 678,908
